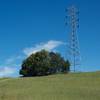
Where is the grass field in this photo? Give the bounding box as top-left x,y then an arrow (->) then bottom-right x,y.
0,72 -> 100,100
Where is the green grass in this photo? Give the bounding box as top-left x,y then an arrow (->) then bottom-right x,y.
0,72 -> 100,100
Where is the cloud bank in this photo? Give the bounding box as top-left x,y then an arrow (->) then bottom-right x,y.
0,67 -> 16,77
23,40 -> 64,56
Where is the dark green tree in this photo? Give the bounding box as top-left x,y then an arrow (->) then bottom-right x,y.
20,50 -> 70,77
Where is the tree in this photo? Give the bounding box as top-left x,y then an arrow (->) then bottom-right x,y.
20,50 -> 70,77
61,60 -> 70,73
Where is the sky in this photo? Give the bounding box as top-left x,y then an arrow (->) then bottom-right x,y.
0,0 -> 100,77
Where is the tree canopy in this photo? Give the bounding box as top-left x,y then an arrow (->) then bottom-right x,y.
20,50 -> 70,77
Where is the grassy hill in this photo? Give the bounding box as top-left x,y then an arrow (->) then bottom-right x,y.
0,72 -> 100,100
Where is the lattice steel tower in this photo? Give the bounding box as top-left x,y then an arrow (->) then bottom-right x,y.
65,5 -> 81,72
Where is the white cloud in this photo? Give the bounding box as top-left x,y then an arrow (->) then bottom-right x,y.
23,40 -> 64,56
5,57 -> 15,65
0,56 -> 23,77
5,55 -> 24,66
0,67 -> 16,77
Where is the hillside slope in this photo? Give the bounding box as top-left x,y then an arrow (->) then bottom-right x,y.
0,72 -> 100,100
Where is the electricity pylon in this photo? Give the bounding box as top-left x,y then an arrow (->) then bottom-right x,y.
65,5 -> 81,72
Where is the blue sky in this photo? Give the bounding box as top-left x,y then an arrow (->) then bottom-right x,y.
0,0 -> 100,77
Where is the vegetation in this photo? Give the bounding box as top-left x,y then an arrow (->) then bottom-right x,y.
20,50 -> 70,77
0,72 -> 100,100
